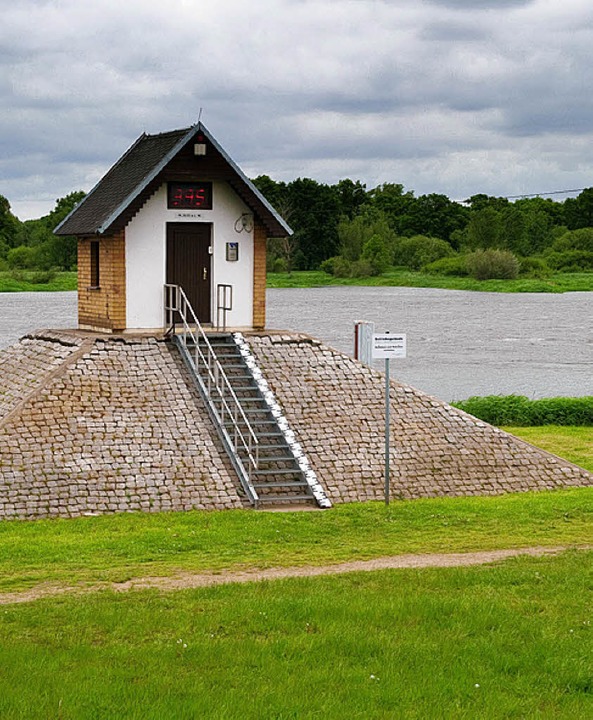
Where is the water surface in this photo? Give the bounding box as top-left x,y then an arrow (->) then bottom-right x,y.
0,288 -> 591,402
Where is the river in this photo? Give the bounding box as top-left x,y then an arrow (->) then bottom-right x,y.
0,288 -> 591,402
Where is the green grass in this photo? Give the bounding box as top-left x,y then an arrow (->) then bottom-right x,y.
0,271 -> 77,292
1,488 -> 592,594
0,551 -> 591,718
505,426 -> 593,473
0,269 -> 590,293
0,433 -> 591,717
267,269 -> 593,292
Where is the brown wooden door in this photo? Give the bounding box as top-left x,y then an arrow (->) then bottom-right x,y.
166,223 -> 212,323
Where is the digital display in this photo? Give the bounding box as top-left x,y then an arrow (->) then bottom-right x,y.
168,182 -> 213,209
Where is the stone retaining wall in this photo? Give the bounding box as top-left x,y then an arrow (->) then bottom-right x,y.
0,330 -> 591,520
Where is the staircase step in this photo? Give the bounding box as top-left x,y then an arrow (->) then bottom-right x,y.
240,441 -> 290,451
239,453 -> 294,463
223,419 -> 278,427
253,468 -> 302,476
194,340 -> 235,346
255,455 -> 295,463
258,458 -> 301,464
213,400 -> 267,410
252,481 -> 309,489
257,495 -> 316,503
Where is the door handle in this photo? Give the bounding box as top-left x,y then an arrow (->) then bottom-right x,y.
202,267 -> 208,281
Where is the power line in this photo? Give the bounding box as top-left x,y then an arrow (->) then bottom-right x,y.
504,187 -> 587,200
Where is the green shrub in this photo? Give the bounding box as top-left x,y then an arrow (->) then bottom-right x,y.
320,254 -> 377,278
545,250 -> 593,272
465,249 -> 519,280
331,256 -> 353,278
28,269 -> 57,284
273,257 -> 288,273
452,395 -> 593,426
319,257 -> 337,275
518,256 -> 551,278
423,255 -> 468,276
393,235 -> 454,270
7,245 -> 37,269
267,255 -> 288,273
361,234 -> 390,275
350,259 -> 374,277
552,227 -> 593,253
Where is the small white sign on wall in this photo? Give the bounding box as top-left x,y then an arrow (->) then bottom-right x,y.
372,333 -> 407,359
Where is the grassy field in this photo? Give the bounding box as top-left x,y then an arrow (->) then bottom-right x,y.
505,426 -> 593,473
1,487 -> 592,594
0,270 -> 77,292
267,269 -> 593,292
0,269 -> 590,293
0,550 -> 591,718
0,427 -> 592,717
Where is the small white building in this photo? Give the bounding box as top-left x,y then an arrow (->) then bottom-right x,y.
55,123 -> 291,333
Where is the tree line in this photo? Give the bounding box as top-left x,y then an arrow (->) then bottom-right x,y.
0,192 -> 85,276
2,180 -> 593,280
251,177 -> 593,279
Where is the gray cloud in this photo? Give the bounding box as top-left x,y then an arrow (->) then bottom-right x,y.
424,0 -> 533,7
2,0 -> 593,219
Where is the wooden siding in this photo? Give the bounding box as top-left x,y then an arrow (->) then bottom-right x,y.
78,232 -> 126,331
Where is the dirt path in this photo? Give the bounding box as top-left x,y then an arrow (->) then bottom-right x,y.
1,545 -> 583,606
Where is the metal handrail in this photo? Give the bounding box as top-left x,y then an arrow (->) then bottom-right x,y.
164,284 -> 259,497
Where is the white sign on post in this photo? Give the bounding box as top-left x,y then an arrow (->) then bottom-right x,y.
372,333 -> 407,359
372,331 -> 407,506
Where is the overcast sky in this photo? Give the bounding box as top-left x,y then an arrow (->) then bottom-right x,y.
3,0 -> 593,220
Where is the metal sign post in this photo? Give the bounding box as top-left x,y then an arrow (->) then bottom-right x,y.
384,355 -> 390,504
372,332 -> 407,505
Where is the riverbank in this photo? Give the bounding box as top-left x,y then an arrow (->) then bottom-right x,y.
0,270 -> 77,292
267,269 -> 593,292
1,270 -> 592,293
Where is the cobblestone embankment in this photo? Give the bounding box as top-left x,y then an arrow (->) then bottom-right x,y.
0,333 -> 242,519
0,331 -> 590,520
247,333 -> 592,503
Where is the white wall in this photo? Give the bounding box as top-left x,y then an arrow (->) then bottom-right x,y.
125,182 -> 255,330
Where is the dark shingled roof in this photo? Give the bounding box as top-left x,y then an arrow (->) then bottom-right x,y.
54,123 -> 292,238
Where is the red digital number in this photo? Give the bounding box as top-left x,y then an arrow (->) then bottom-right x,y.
172,187 -> 183,206
195,188 -> 205,207
169,183 -> 211,208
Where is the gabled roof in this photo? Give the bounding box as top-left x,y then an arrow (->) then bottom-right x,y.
54,123 -> 292,238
